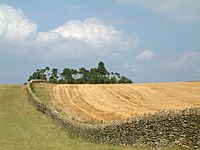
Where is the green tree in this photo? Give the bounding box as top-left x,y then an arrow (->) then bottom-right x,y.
118,76 -> 133,84
71,69 -> 78,83
49,68 -> 59,83
110,76 -> 117,84
28,62 -> 134,84
61,68 -> 73,83
78,67 -> 89,83
28,67 -> 49,81
103,77 -> 111,84
41,66 -> 50,81
115,72 -> 120,80
89,68 -> 99,84
97,61 -> 108,76
45,66 -> 50,80
97,61 -> 109,83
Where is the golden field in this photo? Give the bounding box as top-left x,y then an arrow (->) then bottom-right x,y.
33,82 -> 200,123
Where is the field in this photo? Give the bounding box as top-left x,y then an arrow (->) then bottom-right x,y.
0,84 -> 144,150
32,82 -> 200,123
0,84 -> 193,149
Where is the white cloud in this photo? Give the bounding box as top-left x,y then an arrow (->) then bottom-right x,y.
0,4 -> 37,40
0,4 -> 139,59
36,32 -> 61,43
163,51 -> 200,69
51,18 -> 138,47
36,18 -> 138,58
135,50 -> 155,60
119,0 -> 200,23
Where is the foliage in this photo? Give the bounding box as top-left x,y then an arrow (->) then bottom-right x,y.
49,68 -> 59,83
118,76 -> 133,84
28,67 -> 49,81
28,61 -> 133,84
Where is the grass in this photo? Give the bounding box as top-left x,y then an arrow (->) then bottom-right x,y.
31,83 -> 53,105
0,84 -> 187,150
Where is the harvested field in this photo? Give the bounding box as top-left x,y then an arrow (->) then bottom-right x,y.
33,82 -> 200,123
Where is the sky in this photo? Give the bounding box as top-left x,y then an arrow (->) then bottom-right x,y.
0,0 -> 200,84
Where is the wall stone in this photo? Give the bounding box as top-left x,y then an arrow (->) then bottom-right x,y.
27,80 -> 200,149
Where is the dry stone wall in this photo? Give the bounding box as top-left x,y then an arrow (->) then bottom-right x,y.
27,80 -> 200,149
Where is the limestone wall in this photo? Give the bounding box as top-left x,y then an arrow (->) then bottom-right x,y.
27,80 -> 200,149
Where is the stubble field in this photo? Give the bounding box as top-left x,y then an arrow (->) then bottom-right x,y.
33,82 -> 200,123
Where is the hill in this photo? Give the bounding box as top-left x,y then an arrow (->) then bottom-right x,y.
32,82 -> 200,123
0,84 -> 145,150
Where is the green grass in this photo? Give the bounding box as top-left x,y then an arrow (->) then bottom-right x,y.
31,83 -> 66,115
0,84 -> 186,150
31,83 -> 52,105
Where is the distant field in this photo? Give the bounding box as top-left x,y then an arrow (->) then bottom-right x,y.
32,82 -> 200,123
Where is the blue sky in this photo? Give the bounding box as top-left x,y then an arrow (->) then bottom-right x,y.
0,0 -> 200,83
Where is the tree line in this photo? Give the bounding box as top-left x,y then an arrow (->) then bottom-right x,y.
28,61 -> 133,84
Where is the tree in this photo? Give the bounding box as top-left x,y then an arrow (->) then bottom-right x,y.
28,62 -> 133,84
28,67 -> 49,81
61,68 -> 73,83
89,68 -> 99,84
97,61 -> 108,76
103,77 -> 111,84
114,72 -> 120,79
78,67 -> 89,83
49,68 -> 59,83
118,76 -> 133,84
110,76 -> 117,84
45,66 -> 50,80
97,61 -> 109,83
40,66 -> 50,81
71,69 -> 78,80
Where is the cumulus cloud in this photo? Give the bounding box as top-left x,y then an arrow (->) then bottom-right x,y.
51,18 -> 138,46
0,4 -> 139,59
118,0 -> 200,23
0,4 -> 37,40
36,18 -> 139,58
135,50 -> 155,60
35,18 -> 139,55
